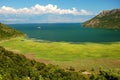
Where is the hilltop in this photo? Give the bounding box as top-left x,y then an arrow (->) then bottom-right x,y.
83,9 -> 120,29
0,23 -> 25,41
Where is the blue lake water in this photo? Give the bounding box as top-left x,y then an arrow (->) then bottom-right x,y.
8,23 -> 120,42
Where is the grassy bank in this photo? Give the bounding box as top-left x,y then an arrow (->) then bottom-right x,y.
0,37 -> 120,70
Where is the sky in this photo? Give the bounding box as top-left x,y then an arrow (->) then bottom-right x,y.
0,0 -> 120,24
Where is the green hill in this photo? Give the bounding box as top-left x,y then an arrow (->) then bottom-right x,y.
0,23 -> 24,41
0,46 -> 120,80
83,9 -> 120,29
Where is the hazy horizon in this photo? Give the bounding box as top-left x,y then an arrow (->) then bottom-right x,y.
0,0 -> 120,24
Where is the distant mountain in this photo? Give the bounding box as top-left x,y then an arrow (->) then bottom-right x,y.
83,9 -> 120,29
0,23 -> 24,40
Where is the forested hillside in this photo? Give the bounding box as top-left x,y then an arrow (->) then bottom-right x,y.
0,23 -> 24,41
0,46 -> 120,80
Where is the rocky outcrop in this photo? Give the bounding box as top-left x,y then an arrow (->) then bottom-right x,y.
83,9 -> 120,29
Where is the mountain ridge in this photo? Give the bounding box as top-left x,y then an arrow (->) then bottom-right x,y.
83,9 -> 120,29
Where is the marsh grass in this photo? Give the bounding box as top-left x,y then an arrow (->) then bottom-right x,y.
0,37 -> 120,69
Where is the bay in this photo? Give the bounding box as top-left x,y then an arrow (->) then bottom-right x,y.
8,23 -> 120,42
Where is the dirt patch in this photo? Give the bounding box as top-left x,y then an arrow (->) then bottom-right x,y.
25,53 -> 35,60
36,59 -> 50,64
25,53 -> 50,64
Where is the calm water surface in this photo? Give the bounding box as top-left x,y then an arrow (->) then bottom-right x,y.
8,23 -> 120,42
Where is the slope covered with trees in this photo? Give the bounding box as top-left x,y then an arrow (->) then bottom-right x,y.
83,9 -> 120,29
0,23 -> 24,41
0,46 -> 120,80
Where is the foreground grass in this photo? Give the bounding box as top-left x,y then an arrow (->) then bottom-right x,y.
0,37 -> 120,70
1,46 -> 120,80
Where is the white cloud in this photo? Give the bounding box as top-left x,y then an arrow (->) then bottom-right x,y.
0,4 -> 93,15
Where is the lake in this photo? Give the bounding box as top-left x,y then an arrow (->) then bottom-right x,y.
8,23 -> 120,42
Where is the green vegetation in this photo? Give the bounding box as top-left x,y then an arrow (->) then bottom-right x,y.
0,37 -> 120,69
83,9 -> 120,29
0,46 -> 120,80
0,22 -> 120,79
0,23 -> 25,41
